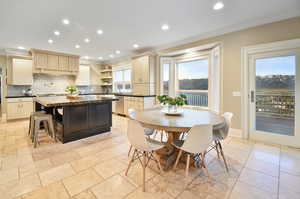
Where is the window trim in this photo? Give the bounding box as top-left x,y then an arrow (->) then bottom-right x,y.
175,55 -> 211,108
113,69 -> 132,93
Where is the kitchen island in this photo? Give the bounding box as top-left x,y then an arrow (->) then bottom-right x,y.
34,95 -> 118,143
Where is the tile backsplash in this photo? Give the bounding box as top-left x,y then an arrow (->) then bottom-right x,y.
7,74 -> 104,96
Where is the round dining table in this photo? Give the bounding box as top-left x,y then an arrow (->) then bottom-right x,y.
131,107 -> 225,169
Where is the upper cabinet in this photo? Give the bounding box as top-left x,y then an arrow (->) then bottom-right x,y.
7,58 -> 33,85
132,55 -> 156,95
132,55 -> 155,84
30,49 -> 79,75
75,65 -> 90,86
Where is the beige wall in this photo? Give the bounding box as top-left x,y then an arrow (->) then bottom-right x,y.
160,17 -> 300,129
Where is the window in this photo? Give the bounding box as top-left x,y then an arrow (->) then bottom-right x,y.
113,69 -> 132,92
162,63 -> 170,95
176,59 -> 209,107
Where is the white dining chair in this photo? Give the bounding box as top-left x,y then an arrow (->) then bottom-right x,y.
125,119 -> 164,192
212,112 -> 233,172
172,125 -> 213,179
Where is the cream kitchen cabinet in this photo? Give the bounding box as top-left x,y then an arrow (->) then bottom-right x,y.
59,56 -> 69,71
6,98 -> 33,120
75,65 -> 90,85
124,96 -> 155,116
7,58 -> 33,85
132,55 -> 156,95
30,49 -> 79,75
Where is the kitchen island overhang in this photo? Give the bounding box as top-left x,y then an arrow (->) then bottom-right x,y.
34,95 -> 118,143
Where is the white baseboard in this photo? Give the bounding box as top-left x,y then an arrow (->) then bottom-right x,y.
229,128 -> 242,138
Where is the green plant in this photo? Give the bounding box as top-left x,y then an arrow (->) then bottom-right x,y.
65,86 -> 78,94
157,94 -> 188,106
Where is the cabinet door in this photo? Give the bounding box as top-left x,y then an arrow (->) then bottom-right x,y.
69,57 -> 79,72
47,55 -> 59,70
132,56 -> 149,84
35,53 -> 47,69
11,59 -> 33,85
75,65 -> 90,85
22,102 -> 33,117
59,56 -> 69,71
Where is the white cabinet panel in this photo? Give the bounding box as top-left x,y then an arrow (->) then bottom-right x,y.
6,98 -> 33,120
75,65 -> 90,85
8,59 -> 33,85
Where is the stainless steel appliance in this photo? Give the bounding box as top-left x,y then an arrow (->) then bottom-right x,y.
114,95 -> 124,115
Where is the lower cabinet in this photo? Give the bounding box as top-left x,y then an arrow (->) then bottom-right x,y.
6,98 -> 33,120
124,96 -> 155,116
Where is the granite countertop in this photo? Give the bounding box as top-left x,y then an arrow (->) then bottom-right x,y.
112,93 -> 156,97
6,95 -> 36,98
35,95 -> 118,107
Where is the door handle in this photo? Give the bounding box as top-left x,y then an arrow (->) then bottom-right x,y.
251,90 -> 255,103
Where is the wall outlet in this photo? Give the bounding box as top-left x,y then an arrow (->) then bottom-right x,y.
233,91 -> 241,97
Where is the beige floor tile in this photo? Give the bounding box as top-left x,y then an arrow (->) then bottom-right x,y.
50,151 -> 80,167
93,158 -> 127,179
124,182 -> 173,199
280,155 -> 300,176
34,158 -> 54,172
176,190 -> 200,199
0,167 -> 19,184
73,190 -> 97,199
279,172 -> 300,194
120,161 -> 157,187
39,163 -> 76,186
91,174 -> 136,199
238,168 -> 278,194
70,155 -> 100,172
63,169 -> 103,196
15,174 -> 41,197
245,157 -> 279,177
22,181 -> 69,199
230,181 -> 277,199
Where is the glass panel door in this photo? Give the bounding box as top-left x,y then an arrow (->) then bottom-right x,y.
249,50 -> 300,147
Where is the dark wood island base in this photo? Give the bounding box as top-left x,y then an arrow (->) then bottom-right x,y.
34,95 -> 118,143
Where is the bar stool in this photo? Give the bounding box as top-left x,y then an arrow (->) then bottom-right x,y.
31,114 -> 56,148
28,111 -> 46,140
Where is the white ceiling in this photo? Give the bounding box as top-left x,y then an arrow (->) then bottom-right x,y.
0,0 -> 299,61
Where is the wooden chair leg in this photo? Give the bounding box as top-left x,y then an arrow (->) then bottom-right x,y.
125,149 -> 136,176
173,149 -> 183,170
128,145 -> 133,157
142,151 -> 147,192
153,151 -> 163,174
201,152 -> 211,179
218,141 -> 229,172
185,154 -> 190,178
215,140 -> 220,159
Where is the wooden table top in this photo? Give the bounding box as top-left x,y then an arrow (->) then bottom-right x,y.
132,107 -> 225,132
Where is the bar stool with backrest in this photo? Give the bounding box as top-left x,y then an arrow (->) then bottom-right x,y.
172,125 -> 213,180
125,119 -> 165,192
31,113 -> 56,148
211,112 -> 233,172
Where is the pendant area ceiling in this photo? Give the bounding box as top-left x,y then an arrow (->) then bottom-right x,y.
0,0 -> 299,61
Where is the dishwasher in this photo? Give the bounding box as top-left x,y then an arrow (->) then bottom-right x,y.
114,95 -> 124,115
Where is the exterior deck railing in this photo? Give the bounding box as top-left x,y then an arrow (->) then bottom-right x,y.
177,90 -> 208,107
256,90 -> 295,119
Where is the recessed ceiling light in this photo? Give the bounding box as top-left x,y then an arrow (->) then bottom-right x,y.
98,56 -> 103,60
84,56 -> 89,59
84,38 -> 90,43
161,24 -> 170,31
97,29 -> 103,35
17,46 -> 25,50
54,30 -> 60,36
48,39 -> 53,44
213,1 -> 224,10
115,50 -> 120,54
133,44 -> 139,48
62,19 -> 70,25
75,44 -> 80,49
109,54 -> 114,58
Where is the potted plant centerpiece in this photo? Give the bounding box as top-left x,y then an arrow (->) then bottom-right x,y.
65,86 -> 79,99
157,94 -> 187,115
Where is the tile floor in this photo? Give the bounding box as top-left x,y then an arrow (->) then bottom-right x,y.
0,114 -> 300,199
